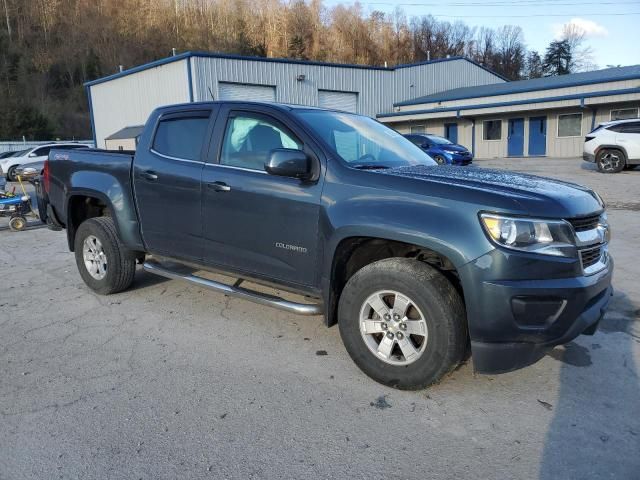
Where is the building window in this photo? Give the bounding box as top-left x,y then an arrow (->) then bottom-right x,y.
557,113 -> 582,137
610,108 -> 639,121
483,120 -> 502,140
410,125 -> 425,134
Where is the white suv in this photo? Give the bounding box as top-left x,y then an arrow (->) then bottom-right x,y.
584,118 -> 640,173
0,143 -> 90,181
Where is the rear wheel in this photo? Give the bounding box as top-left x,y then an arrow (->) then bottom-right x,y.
74,217 -> 136,294
338,258 -> 467,390
6,165 -> 18,182
597,149 -> 625,173
9,215 -> 27,231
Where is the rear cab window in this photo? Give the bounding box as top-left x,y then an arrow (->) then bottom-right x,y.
152,113 -> 211,161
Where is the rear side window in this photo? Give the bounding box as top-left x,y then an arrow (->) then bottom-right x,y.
32,147 -> 51,157
153,116 -> 210,161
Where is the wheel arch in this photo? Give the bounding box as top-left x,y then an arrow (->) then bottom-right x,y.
65,190 -> 118,251
322,233 -> 466,327
595,144 -> 628,161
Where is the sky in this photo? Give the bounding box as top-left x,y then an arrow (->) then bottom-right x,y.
325,0 -> 640,69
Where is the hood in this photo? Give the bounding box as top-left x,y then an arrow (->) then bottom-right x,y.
379,165 -> 603,218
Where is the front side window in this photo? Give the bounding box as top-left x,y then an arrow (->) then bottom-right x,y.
558,113 -> 582,137
610,108 -> 638,121
153,115 -> 210,161
295,110 -> 435,169
483,120 -> 502,141
220,114 -> 302,171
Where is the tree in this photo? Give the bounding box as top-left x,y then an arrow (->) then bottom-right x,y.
560,23 -> 596,72
494,25 -> 526,80
543,39 -> 572,76
525,50 -> 543,79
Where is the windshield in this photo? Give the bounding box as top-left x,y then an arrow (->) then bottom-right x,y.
12,149 -> 30,157
295,110 -> 436,169
426,135 -> 453,145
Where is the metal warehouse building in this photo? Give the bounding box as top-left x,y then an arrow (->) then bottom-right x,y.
86,51 -> 505,148
378,65 -> 640,159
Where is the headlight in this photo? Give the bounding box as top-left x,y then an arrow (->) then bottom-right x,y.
480,213 -> 576,257
443,149 -> 459,154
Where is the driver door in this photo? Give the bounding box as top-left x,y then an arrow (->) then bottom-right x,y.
201,105 -> 324,287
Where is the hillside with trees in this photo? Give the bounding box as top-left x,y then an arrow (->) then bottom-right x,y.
0,0 -> 595,140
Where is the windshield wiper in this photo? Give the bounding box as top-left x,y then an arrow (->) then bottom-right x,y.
352,164 -> 390,170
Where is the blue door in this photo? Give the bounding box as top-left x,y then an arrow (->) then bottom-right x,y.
507,118 -> 525,156
445,123 -> 458,144
528,116 -> 547,156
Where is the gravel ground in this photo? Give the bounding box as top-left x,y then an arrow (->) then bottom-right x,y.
1,158 -> 638,480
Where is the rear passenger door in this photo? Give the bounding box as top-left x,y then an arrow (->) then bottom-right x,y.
201,105 -> 324,287
133,106 -> 217,260
617,121 -> 640,159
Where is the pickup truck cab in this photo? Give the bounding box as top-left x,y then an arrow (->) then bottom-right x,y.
40,101 -> 613,389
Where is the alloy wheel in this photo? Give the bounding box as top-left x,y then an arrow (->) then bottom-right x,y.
359,290 -> 428,366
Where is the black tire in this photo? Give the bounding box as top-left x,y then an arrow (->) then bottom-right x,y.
338,258 -> 467,390
434,155 -> 446,165
596,149 -> 625,173
74,217 -> 136,295
9,216 -> 27,231
6,165 -> 18,182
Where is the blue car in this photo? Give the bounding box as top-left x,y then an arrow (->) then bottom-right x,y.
404,133 -> 473,165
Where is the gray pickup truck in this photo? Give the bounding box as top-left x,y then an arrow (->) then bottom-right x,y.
39,101 -> 613,389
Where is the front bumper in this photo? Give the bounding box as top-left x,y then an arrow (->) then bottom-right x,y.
459,251 -> 613,374
447,153 -> 474,165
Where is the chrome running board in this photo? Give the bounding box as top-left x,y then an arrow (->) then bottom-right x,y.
143,260 -> 323,316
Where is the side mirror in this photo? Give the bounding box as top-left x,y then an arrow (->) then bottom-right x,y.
265,149 -> 314,180
28,153 -> 37,158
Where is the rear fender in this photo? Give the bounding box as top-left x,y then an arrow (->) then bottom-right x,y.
65,170 -> 143,251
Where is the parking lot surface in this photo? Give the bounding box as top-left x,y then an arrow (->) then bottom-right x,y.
1,158 -> 638,479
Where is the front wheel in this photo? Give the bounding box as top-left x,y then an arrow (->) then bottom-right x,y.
597,149 -> 625,173
433,155 -> 446,165
338,258 -> 467,390
74,217 -> 136,295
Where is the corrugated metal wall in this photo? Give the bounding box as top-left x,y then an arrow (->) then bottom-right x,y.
190,56 -> 391,116
88,54 -> 505,148
393,60 -> 504,106
190,56 -> 503,118
90,59 -> 190,147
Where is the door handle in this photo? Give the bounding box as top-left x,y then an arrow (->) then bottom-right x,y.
141,170 -> 158,181
207,181 -> 231,192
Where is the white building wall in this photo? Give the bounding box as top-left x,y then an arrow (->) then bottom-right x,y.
89,59 -> 190,147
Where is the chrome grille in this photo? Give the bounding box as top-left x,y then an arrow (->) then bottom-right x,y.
568,214 -> 600,232
580,245 -> 602,269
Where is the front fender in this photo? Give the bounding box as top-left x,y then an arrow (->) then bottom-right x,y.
318,188 -> 496,325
